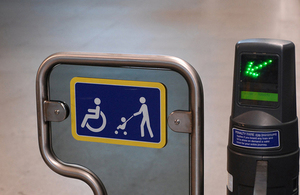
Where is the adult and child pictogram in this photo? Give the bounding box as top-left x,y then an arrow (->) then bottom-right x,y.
116,97 -> 153,138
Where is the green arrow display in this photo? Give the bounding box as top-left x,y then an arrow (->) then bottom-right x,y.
244,59 -> 273,78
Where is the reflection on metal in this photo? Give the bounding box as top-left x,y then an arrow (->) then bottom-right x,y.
36,52 -> 204,195
168,110 -> 192,133
43,101 -> 69,122
253,161 -> 268,195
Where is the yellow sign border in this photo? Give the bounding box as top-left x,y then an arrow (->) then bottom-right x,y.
70,77 -> 167,149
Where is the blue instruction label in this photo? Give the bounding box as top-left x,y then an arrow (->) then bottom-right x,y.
232,128 -> 280,149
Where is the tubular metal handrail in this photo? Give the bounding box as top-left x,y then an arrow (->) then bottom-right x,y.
36,52 -> 204,195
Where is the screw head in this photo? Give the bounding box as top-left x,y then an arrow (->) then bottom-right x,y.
174,119 -> 180,125
54,109 -> 60,115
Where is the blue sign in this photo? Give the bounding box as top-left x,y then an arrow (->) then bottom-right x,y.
232,128 -> 280,149
70,77 -> 166,148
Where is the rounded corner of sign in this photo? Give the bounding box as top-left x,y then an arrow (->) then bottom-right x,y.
70,77 -> 77,84
140,141 -> 166,149
71,130 -> 82,141
71,121 -> 82,141
157,82 -> 166,90
157,140 -> 167,149
153,129 -> 167,149
70,77 -> 81,85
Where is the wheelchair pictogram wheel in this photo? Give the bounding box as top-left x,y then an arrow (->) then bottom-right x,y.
86,111 -> 106,132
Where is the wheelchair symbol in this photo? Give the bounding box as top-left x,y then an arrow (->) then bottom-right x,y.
81,98 -> 107,132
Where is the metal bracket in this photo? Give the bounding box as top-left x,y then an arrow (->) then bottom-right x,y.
168,110 -> 192,133
43,100 -> 69,122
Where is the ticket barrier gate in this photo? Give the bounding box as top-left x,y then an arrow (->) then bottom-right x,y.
36,53 -> 204,195
227,39 -> 299,195
36,40 -> 299,195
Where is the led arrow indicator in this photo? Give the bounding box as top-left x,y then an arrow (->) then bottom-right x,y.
244,59 -> 273,78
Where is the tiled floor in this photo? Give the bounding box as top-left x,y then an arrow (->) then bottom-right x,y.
1,0 -> 300,194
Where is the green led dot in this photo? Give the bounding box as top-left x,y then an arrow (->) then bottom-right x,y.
269,60 -> 273,63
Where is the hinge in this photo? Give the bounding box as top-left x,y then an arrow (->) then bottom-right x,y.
168,110 -> 192,133
43,100 -> 69,122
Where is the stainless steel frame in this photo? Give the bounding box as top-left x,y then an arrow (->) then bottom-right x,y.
36,52 -> 204,195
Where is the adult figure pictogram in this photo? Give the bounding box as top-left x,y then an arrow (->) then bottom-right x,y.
134,97 -> 154,138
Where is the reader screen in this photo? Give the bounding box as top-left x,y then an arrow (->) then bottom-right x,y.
239,54 -> 279,107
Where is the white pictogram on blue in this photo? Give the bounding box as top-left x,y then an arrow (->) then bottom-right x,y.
81,98 -> 107,132
134,97 -> 153,138
115,97 -> 153,138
